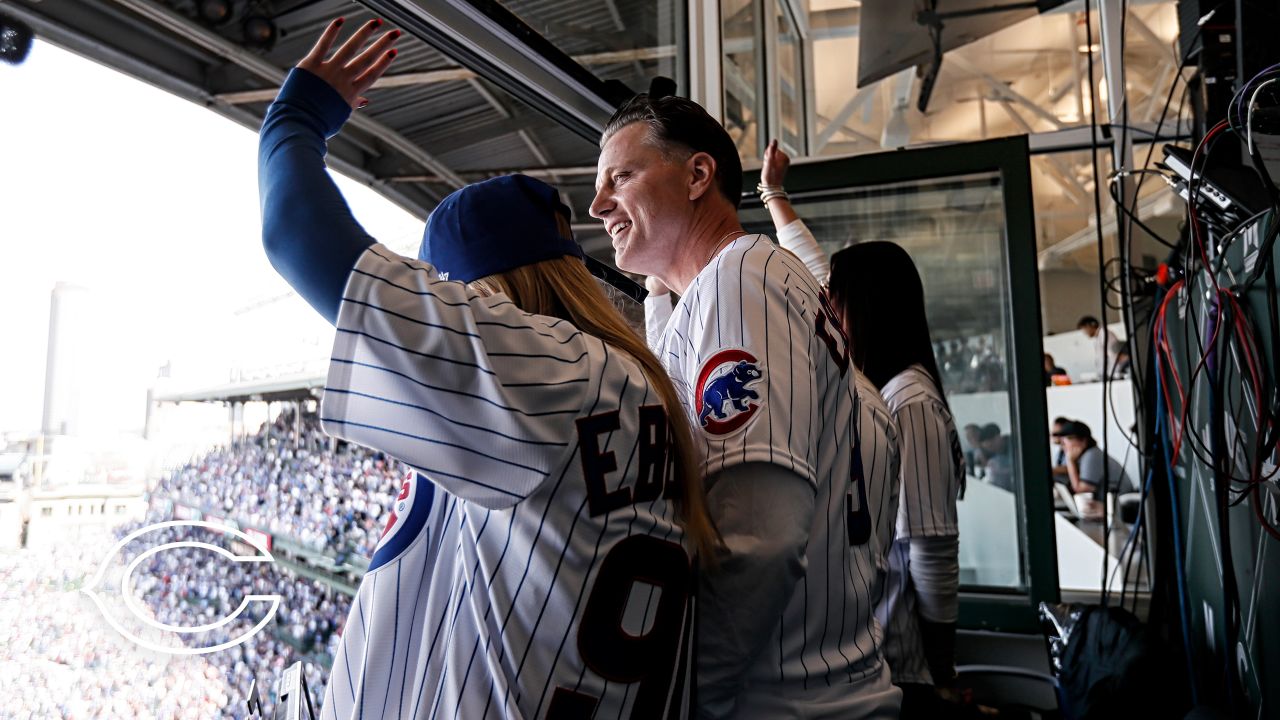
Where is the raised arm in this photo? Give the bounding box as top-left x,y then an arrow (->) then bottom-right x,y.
760,139 -> 829,284
259,18 -> 400,324
260,22 -> 600,509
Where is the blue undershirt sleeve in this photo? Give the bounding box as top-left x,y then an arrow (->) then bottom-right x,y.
259,67 -> 376,325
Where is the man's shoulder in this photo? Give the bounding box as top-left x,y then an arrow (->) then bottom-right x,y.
692,235 -> 822,306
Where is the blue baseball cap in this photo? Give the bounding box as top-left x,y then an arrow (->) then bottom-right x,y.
418,174 -> 583,282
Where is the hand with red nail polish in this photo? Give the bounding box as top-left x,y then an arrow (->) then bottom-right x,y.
296,17 -> 402,110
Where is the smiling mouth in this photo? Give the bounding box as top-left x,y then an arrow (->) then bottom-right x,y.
610,221 -> 632,239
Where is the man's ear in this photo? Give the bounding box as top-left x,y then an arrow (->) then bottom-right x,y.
687,151 -> 718,202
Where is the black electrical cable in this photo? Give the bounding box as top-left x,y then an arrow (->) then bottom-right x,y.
1112,9 -> 1203,532
1108,179 -> 1179,249
1084,0 -> 1113,605
1209,299 -> 1244,714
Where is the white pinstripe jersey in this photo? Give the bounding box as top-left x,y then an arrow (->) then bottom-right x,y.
651,235 -> 887,695
853,372 -> 902,580
880,366 -> 962,539
319,244 -> 696,720
875,366 -> 963,685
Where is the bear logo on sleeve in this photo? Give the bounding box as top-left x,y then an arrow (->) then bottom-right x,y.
695,349 -> 766,436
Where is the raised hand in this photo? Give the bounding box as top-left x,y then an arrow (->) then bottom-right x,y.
761,139 -> 790,187
297,18 -> 401,109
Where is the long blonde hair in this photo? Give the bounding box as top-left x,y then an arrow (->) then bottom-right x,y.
469,255 -> 719,563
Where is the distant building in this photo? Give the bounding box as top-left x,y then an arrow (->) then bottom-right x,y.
0,453 -> 25,549
24,483 -> 146,549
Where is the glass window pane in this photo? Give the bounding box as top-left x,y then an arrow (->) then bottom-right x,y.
722,0 -> 764,158
775,0 -> 804,155
494,0 -> 687,95
1032,147 -> 1170,595
742,173 -> 1028,590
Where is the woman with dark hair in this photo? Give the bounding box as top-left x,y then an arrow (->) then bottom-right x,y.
751,139 -> 962,714
825,242 -> 964,709
742,140 -> 963,715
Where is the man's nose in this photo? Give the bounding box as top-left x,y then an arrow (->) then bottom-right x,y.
589,187 -> 612,220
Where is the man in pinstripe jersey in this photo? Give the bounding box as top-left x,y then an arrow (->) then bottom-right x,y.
591,97 -> 900,718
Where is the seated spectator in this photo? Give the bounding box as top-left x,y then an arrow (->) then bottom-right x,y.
979,423 -> 1013,492
962,424 -> 986,479
1050,417 -> 1071,484
1055,420 -> 1130,520
1043,353 -> 1067,386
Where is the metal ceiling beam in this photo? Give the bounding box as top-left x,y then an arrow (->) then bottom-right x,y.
361,0 -> 619,142
387,163 -> 599,184
216,67 -> 475,104
1142,59 -> 1177,122
949,54 -> 1066,131
1066,18 -> 1086,122
1048,58 -> 1089,105
5,0 -> 445,218
1,0 -> 259,126
995,100 -> 1089,204
809,6 -> 860,40
813,84 -> 877,153
462,76 -> 563,186
214,45 -> 677,105
103,0 -> 466,189
599,0 -> 647,82
1037,190 -> 1177,266
1125,10 -> 1171,57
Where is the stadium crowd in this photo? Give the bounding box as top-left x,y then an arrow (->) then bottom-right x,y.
2,405 -> 399,718
155,410 -> 404,558
124,521 -> 341,718
0,528 -> 233,718
936,335 -> 1009,394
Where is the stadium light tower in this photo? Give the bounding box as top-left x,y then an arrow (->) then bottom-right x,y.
41,282 -> 92,438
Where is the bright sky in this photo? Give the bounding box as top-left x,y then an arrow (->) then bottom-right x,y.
0,41 -> 425,436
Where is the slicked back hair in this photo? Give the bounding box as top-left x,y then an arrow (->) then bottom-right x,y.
601,93 -> 743,209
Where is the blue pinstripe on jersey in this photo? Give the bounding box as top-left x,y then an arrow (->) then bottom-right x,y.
329,358 -> 583,416
323,388 -> 569,447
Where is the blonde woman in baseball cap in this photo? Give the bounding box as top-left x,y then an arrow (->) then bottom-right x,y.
260,19 -> 714,719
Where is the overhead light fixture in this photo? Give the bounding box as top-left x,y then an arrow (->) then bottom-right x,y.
197,0 -> 233,26
1077,43 -> 1100,54
242,15 -> 277,49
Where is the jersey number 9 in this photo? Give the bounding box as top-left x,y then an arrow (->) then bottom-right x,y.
547,535 -> 693,719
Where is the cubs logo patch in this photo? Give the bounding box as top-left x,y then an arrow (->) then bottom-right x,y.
368,470 -> 435,572
377,471 -> 416,549
695,348 -> 765,436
